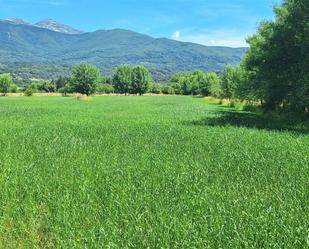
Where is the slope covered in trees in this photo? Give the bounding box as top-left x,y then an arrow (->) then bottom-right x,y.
0,21 -> 245,82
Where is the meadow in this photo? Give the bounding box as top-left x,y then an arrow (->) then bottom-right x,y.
0,96 -> 308,248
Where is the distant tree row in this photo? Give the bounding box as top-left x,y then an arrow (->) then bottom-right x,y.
57,63 -> 153,96
56,64 -> 228,98
0,63 -> 251,99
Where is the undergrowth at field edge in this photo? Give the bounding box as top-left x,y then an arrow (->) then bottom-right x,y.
0,96 -> 308,248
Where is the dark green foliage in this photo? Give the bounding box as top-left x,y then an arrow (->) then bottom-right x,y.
170,73 -> 187,95
58,84 -> 73,96
53,76 -> 71,91
162,84 -> 176,95
182,74 -> 200,95
148,83 -> 163,94
0,21 -> 246,82
113,65 -> 133,95
71,63 -> 102,96
0,73 -> 13,95
188,71 -> 207,95
198,72 -> 221,97
0,63 -> 71,85
10,84 -> 18,93
24,83 -> 38,96
241,0 -> 309,113
97,84 -> 115,94
169,71 -> 221,96
105,77 -> 113,85
167,82 -> 182,95
112,64 -> 153,95
220,65 -> 237,99
131,66 -> 152,95
220,64 -> 247,100
37,80 -> 56,93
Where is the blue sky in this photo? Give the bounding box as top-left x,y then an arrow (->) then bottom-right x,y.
0,0 -> 281,47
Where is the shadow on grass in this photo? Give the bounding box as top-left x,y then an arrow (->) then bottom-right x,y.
185,109 -> 309,135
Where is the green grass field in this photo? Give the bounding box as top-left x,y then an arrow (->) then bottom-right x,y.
0,96 -> 308,248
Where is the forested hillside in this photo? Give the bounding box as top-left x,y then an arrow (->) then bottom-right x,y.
0,21 -> 245,82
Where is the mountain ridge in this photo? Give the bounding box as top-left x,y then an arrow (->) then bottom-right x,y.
34,19 -> 84,34
0,18 -> 84,34
0,19 -> 246,82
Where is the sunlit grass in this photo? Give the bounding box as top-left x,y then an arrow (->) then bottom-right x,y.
0,96 -> 308,248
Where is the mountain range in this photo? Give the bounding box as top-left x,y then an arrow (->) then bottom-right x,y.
1,18 -> 84,34
0,18 -> 246,83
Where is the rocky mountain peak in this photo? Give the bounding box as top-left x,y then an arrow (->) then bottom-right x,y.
34,19 -> 84,34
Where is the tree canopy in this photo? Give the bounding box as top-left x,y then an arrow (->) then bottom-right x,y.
0,73 -> 13,96
71,62 -> 102,96
113,65 -> 133,95
131,66 -> 152,95
241,0 -> 309,112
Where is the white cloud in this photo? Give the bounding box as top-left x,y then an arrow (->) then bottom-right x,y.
181,34 -> 248,47
171,31 -> 181,40
171,29 -> 250,48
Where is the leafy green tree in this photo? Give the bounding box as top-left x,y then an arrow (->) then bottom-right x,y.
200,72 -> 221,97
71,62 -> 102,96
170,73 -> 194,95
188,72 -> 201,95
231,66 -> 250,100
0,73 -> 13,96
180,75 -> 192,95
242,0 -> 309,112
131,66 -> 152,95
113,65 -> 133,95
220,65 -> 237,99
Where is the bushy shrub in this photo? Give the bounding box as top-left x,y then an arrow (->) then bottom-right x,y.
24,83 -> 38,96
162,85 -> 175,95
58,84 -> 73,96
10,84 -> 18,93
148,83 -> 163,94
0,73 -> 13,96
170,83 -> 182,95
97,84 -> 115,94
37,80 -> 56,93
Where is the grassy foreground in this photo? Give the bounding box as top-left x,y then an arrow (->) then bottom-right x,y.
0,96 -> 308,248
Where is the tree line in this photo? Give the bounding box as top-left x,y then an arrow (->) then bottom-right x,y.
0,63 -> 225,98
